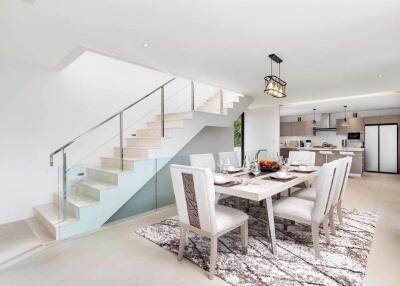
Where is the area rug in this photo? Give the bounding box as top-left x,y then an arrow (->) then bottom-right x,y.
135,202 -> 378,286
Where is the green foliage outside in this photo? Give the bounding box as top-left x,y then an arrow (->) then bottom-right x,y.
234,117 -> 242,147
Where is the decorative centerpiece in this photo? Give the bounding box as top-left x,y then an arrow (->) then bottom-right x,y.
259,160 -> 281,173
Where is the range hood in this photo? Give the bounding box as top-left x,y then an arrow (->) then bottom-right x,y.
313,113 -> 337,132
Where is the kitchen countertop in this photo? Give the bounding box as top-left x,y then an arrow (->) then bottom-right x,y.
281,146 -> 364,152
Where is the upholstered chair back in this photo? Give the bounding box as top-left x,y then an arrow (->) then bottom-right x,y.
218,151 -> 241,168
170,164 -> 217,234
190,153 -> 216,172
311,160 -> 339,223
288,151 -> 316,166
333,157 -> 352,204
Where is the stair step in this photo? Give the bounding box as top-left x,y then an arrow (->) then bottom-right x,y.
78,180 -> 117,200
34,203 -> 78,238
100,156 -> 136,170
125,137 -> 161,148
25,217 -> 55,244
136,128 -> 174,138
154,111 -> 193,121
86,167 -> 126,184
113,147 -> 154,158
147,119 -> 185,129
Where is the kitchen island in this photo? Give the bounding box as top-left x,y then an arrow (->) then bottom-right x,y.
280,147 -> 364,176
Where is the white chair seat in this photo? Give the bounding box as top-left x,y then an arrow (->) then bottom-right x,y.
273,197 -> 314,222
292,187 -> 317,201
215,205 -> 248,233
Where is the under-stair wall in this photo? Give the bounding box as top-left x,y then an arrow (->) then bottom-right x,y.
107,126 -> 234,223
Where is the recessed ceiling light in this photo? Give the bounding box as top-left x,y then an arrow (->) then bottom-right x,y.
377,74 -> 384,78
142,43 -> 150,48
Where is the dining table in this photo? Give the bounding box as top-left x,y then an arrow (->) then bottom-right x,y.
214,167 -> 320,255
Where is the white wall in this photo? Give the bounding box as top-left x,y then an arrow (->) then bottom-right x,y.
0,51 -> 241,224
244,106 -> 280,157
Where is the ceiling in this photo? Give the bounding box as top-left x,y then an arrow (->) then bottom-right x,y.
1,0 -> 400,107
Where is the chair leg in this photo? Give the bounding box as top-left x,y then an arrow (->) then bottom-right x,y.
178,226 -> 186,261
322,218 -> 331,245
235,197 -> 240,208
328,207 -> 336,236
311,222 -> 321,259
240,221 -> 248,254
287,188 -> 291,197
337,200 -> 344,225
208,236 -> 218,280
245,200 -> 250,212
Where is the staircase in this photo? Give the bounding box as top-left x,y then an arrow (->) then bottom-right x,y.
33,86 -> 252,240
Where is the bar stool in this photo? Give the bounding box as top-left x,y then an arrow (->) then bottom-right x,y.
320,150 -> 333,163
340,151 -> 355,158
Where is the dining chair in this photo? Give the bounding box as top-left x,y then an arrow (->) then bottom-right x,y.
189,153 -> 216,172
272,160 -> 339,258
288,151 -> 316,195
170,164 -> 248,279
218,151 -> 241,168
329,157 -> 352,234
288,151 -> 316,166
292,158 -> 352,235
190,153 -> 231,204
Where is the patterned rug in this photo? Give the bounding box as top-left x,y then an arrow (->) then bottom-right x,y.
135,202 -> 378,286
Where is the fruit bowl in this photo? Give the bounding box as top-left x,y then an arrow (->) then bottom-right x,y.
259,160 -> 281,173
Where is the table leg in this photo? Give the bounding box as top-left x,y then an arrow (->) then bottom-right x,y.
265,197 -> 277,254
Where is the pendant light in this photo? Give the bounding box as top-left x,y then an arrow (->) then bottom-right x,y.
341,105 -> 349,127
312,108 -> 317,127
264,54 -> 287,98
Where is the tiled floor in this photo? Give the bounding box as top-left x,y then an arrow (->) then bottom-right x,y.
0,173 -> 398,286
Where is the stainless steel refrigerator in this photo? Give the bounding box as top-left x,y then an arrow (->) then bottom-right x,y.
364,124 -> 398,173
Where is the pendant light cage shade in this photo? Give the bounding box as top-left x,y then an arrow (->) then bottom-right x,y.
264,54 -> 287,98
264,75 -> 287,98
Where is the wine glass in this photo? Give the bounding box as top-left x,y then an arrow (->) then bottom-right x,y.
251,162 -> 261,176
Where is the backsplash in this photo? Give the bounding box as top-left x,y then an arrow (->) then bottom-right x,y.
280,131 -> 363,148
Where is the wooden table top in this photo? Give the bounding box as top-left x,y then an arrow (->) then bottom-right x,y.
214,167 -> 320,201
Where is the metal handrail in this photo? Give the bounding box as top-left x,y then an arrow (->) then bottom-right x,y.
49,77 -> 176,166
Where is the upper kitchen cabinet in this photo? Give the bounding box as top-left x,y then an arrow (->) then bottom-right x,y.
290,121 -> 303,136
363,115 -> 400,125
363,116 -> 381,125
280,122 -> 292,136
348,117 -> 364,132
303,121 -> 315,136
336,117 -> 364,134
380,115 -> 400,124
280,121 -> 314,136
336,119 -> 347,135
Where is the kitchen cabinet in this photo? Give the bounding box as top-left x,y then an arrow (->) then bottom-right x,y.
363,115 -> 400,125
303,121 -> 315,136
380,115 -> 400,124
280,122 -> 292,136
348,118 -> 364,132
290,121 -> 302,136
363,116 -> 381,125
336,119 -> 347,135
336,118 -> 364,134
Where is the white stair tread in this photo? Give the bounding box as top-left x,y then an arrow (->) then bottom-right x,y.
80,180 -> 117,191
101,156 -> 147,161
87,166 -> 128,174
66,192 -> 98,207
35,203 -> 77,226
115,146 -> 160,150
